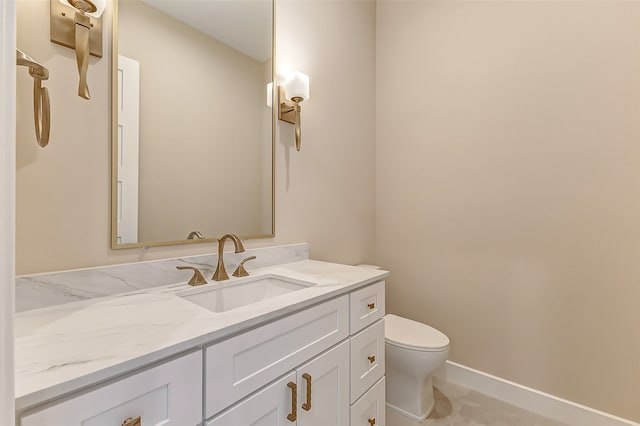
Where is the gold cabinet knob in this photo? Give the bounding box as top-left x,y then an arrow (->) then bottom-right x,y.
367,303 -> 375,310
122,417 -> 141,426
368,418 -> 376,426
368,355 -> 376,364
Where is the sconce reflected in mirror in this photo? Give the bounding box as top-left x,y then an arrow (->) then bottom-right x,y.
278,71 -> 310,151
50,0 -> 106,100
267,82 -> 273,108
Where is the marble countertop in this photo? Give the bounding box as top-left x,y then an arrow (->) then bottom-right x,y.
15,259 -> 388,411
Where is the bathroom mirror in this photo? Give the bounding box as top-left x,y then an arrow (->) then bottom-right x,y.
111,0 -> 274,249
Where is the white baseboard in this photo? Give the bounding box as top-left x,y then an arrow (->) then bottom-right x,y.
434,361 -> 639,426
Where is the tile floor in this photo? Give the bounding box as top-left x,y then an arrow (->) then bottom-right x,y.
386,377 -> 568,426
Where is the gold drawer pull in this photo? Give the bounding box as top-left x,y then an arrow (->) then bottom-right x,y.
368,418 -> 376,426
287,381 -> 297,422
122,417 -> 141,426
302,373 -> 312,411
367,303 -> 375,310
368,355 -> 376,364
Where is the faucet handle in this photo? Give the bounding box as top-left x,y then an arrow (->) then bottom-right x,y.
176,266 -> 207,286
232,256 -> 257,277
187,231 -> 205,240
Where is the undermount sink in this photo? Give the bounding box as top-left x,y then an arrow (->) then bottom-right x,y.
178,274 -> 314,313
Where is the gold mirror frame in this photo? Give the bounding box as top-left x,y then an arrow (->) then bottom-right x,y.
110,0 -> 276,249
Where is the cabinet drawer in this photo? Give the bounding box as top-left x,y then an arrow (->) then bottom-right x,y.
205,295 -> 349,418
350,281 -> 385,334
350,377 -> 386,426
350,319 -> 385,403
20,351 -> 202,426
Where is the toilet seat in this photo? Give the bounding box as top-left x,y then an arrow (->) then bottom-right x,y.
385,314 -> 449,352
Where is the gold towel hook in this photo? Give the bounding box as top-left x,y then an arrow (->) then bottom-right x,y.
17,49 -> 51,148
32,75 -> 51,148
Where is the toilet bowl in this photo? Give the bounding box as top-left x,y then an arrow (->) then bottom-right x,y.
385,314 -> 450,422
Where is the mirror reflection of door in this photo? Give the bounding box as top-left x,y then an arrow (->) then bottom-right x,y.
117,55 -> 140,245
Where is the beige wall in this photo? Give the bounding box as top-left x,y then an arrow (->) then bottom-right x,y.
376,0 -> 640,421
119,0 -> 267,242
16,0 -> 376,274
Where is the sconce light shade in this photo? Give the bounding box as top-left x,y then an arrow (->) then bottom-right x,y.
266,82 -> 273,108
59,0 -> 106,17
285,71 -> 309,101
278,70 -> 310,151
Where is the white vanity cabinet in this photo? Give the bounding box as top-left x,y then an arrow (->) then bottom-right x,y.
206,281 -> 386,426
20,351 -> 203,426
19,279 -> 387,426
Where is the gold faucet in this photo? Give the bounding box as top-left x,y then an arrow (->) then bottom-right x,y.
212,234 -> 245,281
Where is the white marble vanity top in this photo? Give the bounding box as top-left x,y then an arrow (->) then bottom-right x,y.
15,258 -> 388,411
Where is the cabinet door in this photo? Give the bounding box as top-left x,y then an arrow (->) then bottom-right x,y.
207,371 -> 297,426
296,341 -> 349,426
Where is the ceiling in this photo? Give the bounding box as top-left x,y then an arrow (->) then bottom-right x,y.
141,0 -> 272,62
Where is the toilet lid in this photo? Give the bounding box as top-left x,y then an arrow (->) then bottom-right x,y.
385,314 -> 449,351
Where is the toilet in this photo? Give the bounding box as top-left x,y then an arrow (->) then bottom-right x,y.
385,314 -> 450,422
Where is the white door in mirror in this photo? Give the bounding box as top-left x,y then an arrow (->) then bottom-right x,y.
116,54 -> 140,245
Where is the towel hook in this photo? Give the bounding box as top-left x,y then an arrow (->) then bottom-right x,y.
17,49 -> 51,147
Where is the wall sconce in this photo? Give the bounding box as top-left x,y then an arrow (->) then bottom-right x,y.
50,0 -> 106,100
278,71 -> 310,151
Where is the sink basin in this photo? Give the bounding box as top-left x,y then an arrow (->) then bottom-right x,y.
178,275 -> 314,313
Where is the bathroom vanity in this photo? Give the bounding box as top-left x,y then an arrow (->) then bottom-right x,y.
15,250 -> 388,426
